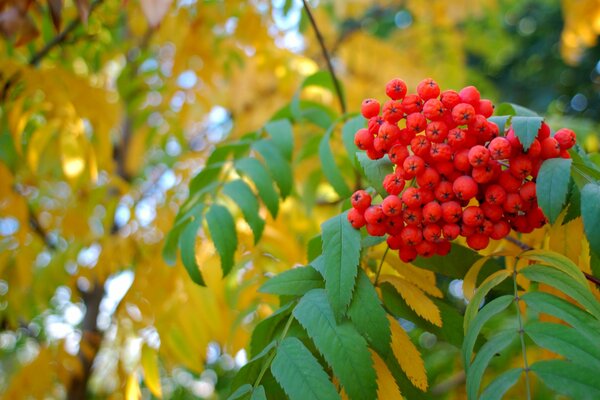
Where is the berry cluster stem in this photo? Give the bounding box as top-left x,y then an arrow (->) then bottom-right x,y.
302,0 -> 346,114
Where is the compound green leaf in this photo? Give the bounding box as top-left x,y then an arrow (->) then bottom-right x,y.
581,182 -> 600,256
293,289 -> 377,400
356,152 -> 393,197
235,157 -> 279,218
531,360 -> 600,400
520,249 -> 588,288
321,213 -> 362,318
525,321 -> 600,370
250,303 -> 293,358
259,266 -> 323,296
466,330 -> 515,400
341,115 -> 363,169
252,139 -> 293,198
223,179 -> 265,244
265,119 -> 294,161
511,116 -> 543,151
479,368 -> 522,400
536,158 -> 572,224
271,337 -> 340,400
206,204 -> 237,276
488,115 -> 511,135
463,295 -> 513,368
464,270 -> 511,332
520,265 -> 600,320
179,217 -> 205,286
347,270 -> 391,355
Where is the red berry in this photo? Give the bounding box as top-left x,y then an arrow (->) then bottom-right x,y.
386,216 -> 404,236
453,175 -> 478,201
498,170 -> 522,193
447,128 -> 467,149
467,233 -> 489,250
387,235 -> 403,250
379,122 -> 401,149
429,142 -> 453,162
436,240 -> 452,255
423,201 -> 442,223
366,222 -> 387,236
425,121 -> 448,143
382,195 -> 403,217
553,128 -> 576,150
382,100 -> 403,123
468,145 -> 490,167
477,99 -> 494,118
385,78 -> 408,100
351,190 -> 372,211
434,181 -> 455,202
452,103 -> 476,125
537,122 -> 551,140
509,155 -> 533,179
388,144 -> 410,165
403,155 -> 426,178
423,223 -> 442,242
519,181 -> 537,203
398,245 -> 417,263
354,128 -> 374,150
416,167 -> 441,190
481,202 -> 503,221
490,220 -> 511,240
441,201 -> 463,223
540,137 -> 561,159
364,205 -> 385,225
440,89 -> 461,109
401,225 -> 423,246
368,116 -> 384,135
417,78 -> 441,100
527,206 -> 547,228
422,98 -> 445,121
526,139 -> 542,159
416,240 -> 437,257
402,208 -> 423,226
488,137 -> 512,160
503,193 -> 525,214
472,163 -> 497,184
410,136 -> 431,157
459,86 -> 481,106
462,206 -> 485,227
401,187 -> 423,209
383,172 -> 406,195
401,94 -> 424,114
442,223 -> 460,240
361,98 -> 380,118
485,184 -> 507,205
406,112 -> 427,134
348,208 -> 366,228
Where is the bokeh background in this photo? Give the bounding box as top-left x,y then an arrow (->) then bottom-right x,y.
0,0 -> 599,398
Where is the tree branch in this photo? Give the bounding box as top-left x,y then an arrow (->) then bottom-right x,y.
301,0 -> 346,114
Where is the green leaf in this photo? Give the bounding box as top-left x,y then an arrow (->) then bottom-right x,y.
463,270 -> 511,332
179,217 -> 206,286
413,243 -> 487,279
227,384 -> 253,400
569,147 -> 600,190
265,119 -> 294,162
531,359 -> 600,400
521,292 -> 600,345
250,386 -> 266,400
223,179 -> 265,244
466,330 -> 515,400
259,266 -> 323,296
206,204 -> 237,276
347,270 -> 391,354
581,182 -> 600,256
520,249 -> 588,288
462,295 -> 513,368
341,115 -> 363,169
162,219 -> 188,266
487,115 -> 511,135
479,368 -> 522,400
301,71 -> 345,100
307,235 -> 322,262
536,158 -> 572,224
252,139 -> 293,198
189,163 -> 223,195
206,141 -> 251,165
319,127 -> 351,198
235,157 -> 279,218
525,321 -> 600,370
564,182 -> 581,224
321,213 -> 362,318
356,152 -> 394,196
271,337 -> 340,400
293,289 -> 377,400
520,265 -> 600,320
250,303 -> 293,358
495,102 -> 539,117
230,342 -> 277,394
511,116 -> 543,151
0,132 -> 17,169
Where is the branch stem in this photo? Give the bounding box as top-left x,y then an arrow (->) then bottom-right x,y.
513,265 -> 532,400
301,0 -> 346,114
374,246 -> 390,286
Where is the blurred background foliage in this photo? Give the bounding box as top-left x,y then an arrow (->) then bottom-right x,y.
0,0 -> 599,398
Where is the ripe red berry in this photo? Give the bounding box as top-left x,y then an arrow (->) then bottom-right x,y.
401,94 -> 423,114
398,245 -> 417,263
488,137 -> 512,160
383,173 -> 406,195
540,137 -> 561,159
472,163 -> 497,184
354,128 -> 374,150
401,187 -> 423,209
537,122 -> 551,140
361,98 -> 381,118
434,181 -> 455,202
417,78 -> 441,100
423,201 -> 442,223
387,235 -> 403,250
401,225 -> 423,246
368,116 -> 384,135
509,155 -> 533,179
498,170 -> 522,193
382,100 -> 403,123
403,155 -> 426,178
442,223 -> 460,240
553,128 -> 576,150
351,190 -> 372,211
453,175 -> 478,201
416,167 -> 441,190
386,216 -> 404,236
366,222 -> 387,236
477,99 -> 494,118
388,144 -> 410,165
527,206 -> 547,228
416,240 -> 437,257
410,136 -> 431,157
490,220 -> 511,240
379,122 -> 401,148
468,145 -> 490,167
382,195 -> 403,217
447,128 -> 467,149
503,193 -> 525,214
441,201 -> 463,223
459,86 -> 481,106
452,103 -> 476,125
467,233 -> 489,250
364,205 -> 385,225
429,142 -> 453,162
348,208 -> 366,228
436,240 -> 452,255
519,181 -> 537,203
481,202 -> 504,221
385,78 -> 408,100
402,208 -> 423,226
462,206 -> 485,227
440,89 -> 461,109
526,139 -> 542,159
406,112 -> 427,134
425,121 -> 448,143
423,223 -> 442,242
485,184 -> 507,205
422,98 -> 445,121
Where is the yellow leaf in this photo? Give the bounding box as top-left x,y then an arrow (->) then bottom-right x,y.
547,215 -> 584,266
141,345 -> 162,398
385,256 -> 442,298
60,121 -> 86,180
125,372 -> 141,400
381,275 -> 442,327
371,350 -> 404,399
463,251 -> 515,301
388,315 -> 428,391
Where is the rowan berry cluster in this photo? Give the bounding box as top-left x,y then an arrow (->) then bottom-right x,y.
349,78 -> 577,262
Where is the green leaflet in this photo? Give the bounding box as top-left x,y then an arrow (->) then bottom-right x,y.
307,234 -> 322,262
222,179 -> 265,244
520,265 -> 600,320
413,243 -> 488,279
525,321 -> 600,370
206,204 -> 237,276
293,289 -> 377,400
235,157 -> 279,218
356,152 -> 394,197
259,266 -> 324,296
341,115 -> 363,170
252,139 -> 293,198
179,217 -> 205,286
250,386 -> 266,400
521,291 -> 600,345
495,102 -> 539,117
264,119 -> 294,162
466,329 -> 516,400
531,359 -> 600,400
463,270 -> 511,332
250,303 -> 294,358
487,115 -> 511,135
162,217 -> 188,266
511,116 -> 543,151
319,126 -> 351,198
230,341 -> 277,395
462,295 -> 513,368
479,368 -> 523,400
347,270 -> 391,355
271,337 -> 340,400
520,249 -> 588,288
581,182 -> 600,256
321,213 -> 362,318
536,158 -> 572,224
227,384 -> 253,400
189,163 -> 223,195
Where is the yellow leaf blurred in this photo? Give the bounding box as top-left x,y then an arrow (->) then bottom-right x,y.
125,372 -> 142,400
141,345 -> 162,398
380,275 -> 442,327
371,350 -> 404,400
388,315 -> 428,391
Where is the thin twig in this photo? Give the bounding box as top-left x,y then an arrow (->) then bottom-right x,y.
374,246 -> 390,286
301,0 -> 346,114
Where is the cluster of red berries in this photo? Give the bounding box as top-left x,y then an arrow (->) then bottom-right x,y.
348,78 -> 577,262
